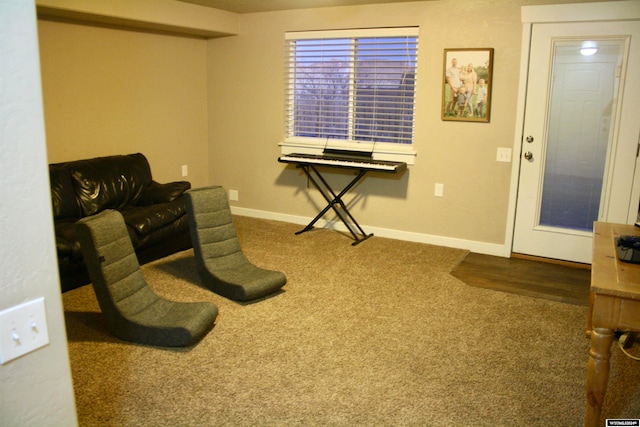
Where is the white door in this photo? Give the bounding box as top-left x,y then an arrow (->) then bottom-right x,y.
512,20 -> 640,264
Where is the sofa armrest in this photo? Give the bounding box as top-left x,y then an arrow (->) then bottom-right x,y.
137,181 -> 191,206
121,199 -> 187,236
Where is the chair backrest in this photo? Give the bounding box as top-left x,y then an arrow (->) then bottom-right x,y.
75,209 -> 160,324
184,186 -> 248,271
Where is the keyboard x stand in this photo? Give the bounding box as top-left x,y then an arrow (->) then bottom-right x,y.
295,164 -> 373,246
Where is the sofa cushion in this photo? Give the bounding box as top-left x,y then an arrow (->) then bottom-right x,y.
50,164 -> 82,220
69,153 -> 153,216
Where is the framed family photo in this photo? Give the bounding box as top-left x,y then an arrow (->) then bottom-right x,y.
442,48 -> 493,122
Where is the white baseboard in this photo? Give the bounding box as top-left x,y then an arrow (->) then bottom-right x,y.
230,206 -> 510,258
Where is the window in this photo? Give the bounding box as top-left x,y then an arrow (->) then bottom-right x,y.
283,28 -> 419,163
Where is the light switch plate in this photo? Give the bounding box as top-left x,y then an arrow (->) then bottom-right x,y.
0,297 -> 50,364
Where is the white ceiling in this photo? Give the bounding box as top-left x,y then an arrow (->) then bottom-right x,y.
178,0 -> 428,14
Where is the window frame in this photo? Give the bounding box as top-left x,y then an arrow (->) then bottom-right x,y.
281,27 -> 419,165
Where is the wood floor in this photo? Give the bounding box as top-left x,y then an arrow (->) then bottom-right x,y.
451,252 -> 591,306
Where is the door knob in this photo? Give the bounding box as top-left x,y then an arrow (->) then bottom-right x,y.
526,135 -> 534,143
524,151 -> 534,161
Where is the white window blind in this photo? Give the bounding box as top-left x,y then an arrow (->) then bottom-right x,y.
285,28 -> 419,147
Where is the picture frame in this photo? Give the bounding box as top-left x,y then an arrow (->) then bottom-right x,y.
442,48 -> 493,122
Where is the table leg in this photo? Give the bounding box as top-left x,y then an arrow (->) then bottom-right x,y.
585,292 -> 594,338
585,327 -> 614,427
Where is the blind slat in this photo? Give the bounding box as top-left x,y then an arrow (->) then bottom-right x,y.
285,29 -> 418,145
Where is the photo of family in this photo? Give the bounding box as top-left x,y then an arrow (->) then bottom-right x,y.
442,48 -> 493,122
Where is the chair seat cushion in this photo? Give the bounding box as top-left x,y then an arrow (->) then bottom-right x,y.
202,261 -> 287,301
125,299 -> 218,347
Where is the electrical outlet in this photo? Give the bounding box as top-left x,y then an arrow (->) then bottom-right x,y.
434,183 -> 444,197
496,147 -> 512,162
229,189 -> 239,202
181,165 -> 188,177
0,297 -> 49,364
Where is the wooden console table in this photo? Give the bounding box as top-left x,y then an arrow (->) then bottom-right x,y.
586,221 -> 640,426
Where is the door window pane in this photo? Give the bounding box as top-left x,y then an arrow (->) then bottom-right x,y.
539,40 -> 624,231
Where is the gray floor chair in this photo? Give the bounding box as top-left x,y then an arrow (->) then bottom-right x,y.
184,185 -> 287,301
76,209 -> 218,347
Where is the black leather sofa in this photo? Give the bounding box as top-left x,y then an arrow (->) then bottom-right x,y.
50,153 -> 192,292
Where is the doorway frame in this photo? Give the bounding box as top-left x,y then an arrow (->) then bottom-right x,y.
504,0 -> 640,259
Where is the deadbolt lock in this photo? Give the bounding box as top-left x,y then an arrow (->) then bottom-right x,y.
526,135 -> 534,143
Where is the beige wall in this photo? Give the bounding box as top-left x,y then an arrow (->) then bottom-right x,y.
38,20 -> 210,187
38,0 -> 620,255
207,0 -> 522,246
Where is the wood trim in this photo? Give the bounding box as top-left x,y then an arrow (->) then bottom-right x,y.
511,252 -> 591,270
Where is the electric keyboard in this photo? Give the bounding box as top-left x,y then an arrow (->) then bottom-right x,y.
278,153 -> 407,173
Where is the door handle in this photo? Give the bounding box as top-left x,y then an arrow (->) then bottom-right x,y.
524,151 -> 534,161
